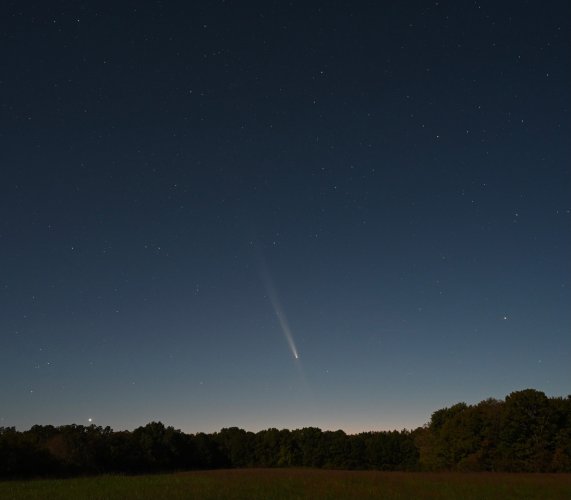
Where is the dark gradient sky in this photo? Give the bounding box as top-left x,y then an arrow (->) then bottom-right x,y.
1,1 -> 570,433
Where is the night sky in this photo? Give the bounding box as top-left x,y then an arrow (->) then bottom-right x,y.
2,1 -> 570,434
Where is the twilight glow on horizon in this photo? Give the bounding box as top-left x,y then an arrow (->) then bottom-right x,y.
1,1 -> 569,434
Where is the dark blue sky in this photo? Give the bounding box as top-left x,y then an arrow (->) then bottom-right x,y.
1,1 -> 569,433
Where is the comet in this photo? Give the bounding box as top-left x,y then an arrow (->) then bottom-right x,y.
259,259 -> 300,361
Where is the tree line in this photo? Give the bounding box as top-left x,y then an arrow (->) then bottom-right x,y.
1,389 -> 569,478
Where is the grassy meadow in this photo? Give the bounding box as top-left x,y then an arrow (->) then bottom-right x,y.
1,469 -> 571,499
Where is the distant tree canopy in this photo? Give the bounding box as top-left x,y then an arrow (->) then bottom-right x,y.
416,389 -> 571,472
1,389 -> 570,478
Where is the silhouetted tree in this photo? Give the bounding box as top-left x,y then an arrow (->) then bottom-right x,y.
215,427 -> 255,467
1,389 -> 569,477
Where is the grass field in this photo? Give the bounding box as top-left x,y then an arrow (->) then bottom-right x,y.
1,469 -> 571,499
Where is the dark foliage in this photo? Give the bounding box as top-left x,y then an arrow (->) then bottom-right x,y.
1,389 -> 569,478
416,390 -> 571,472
